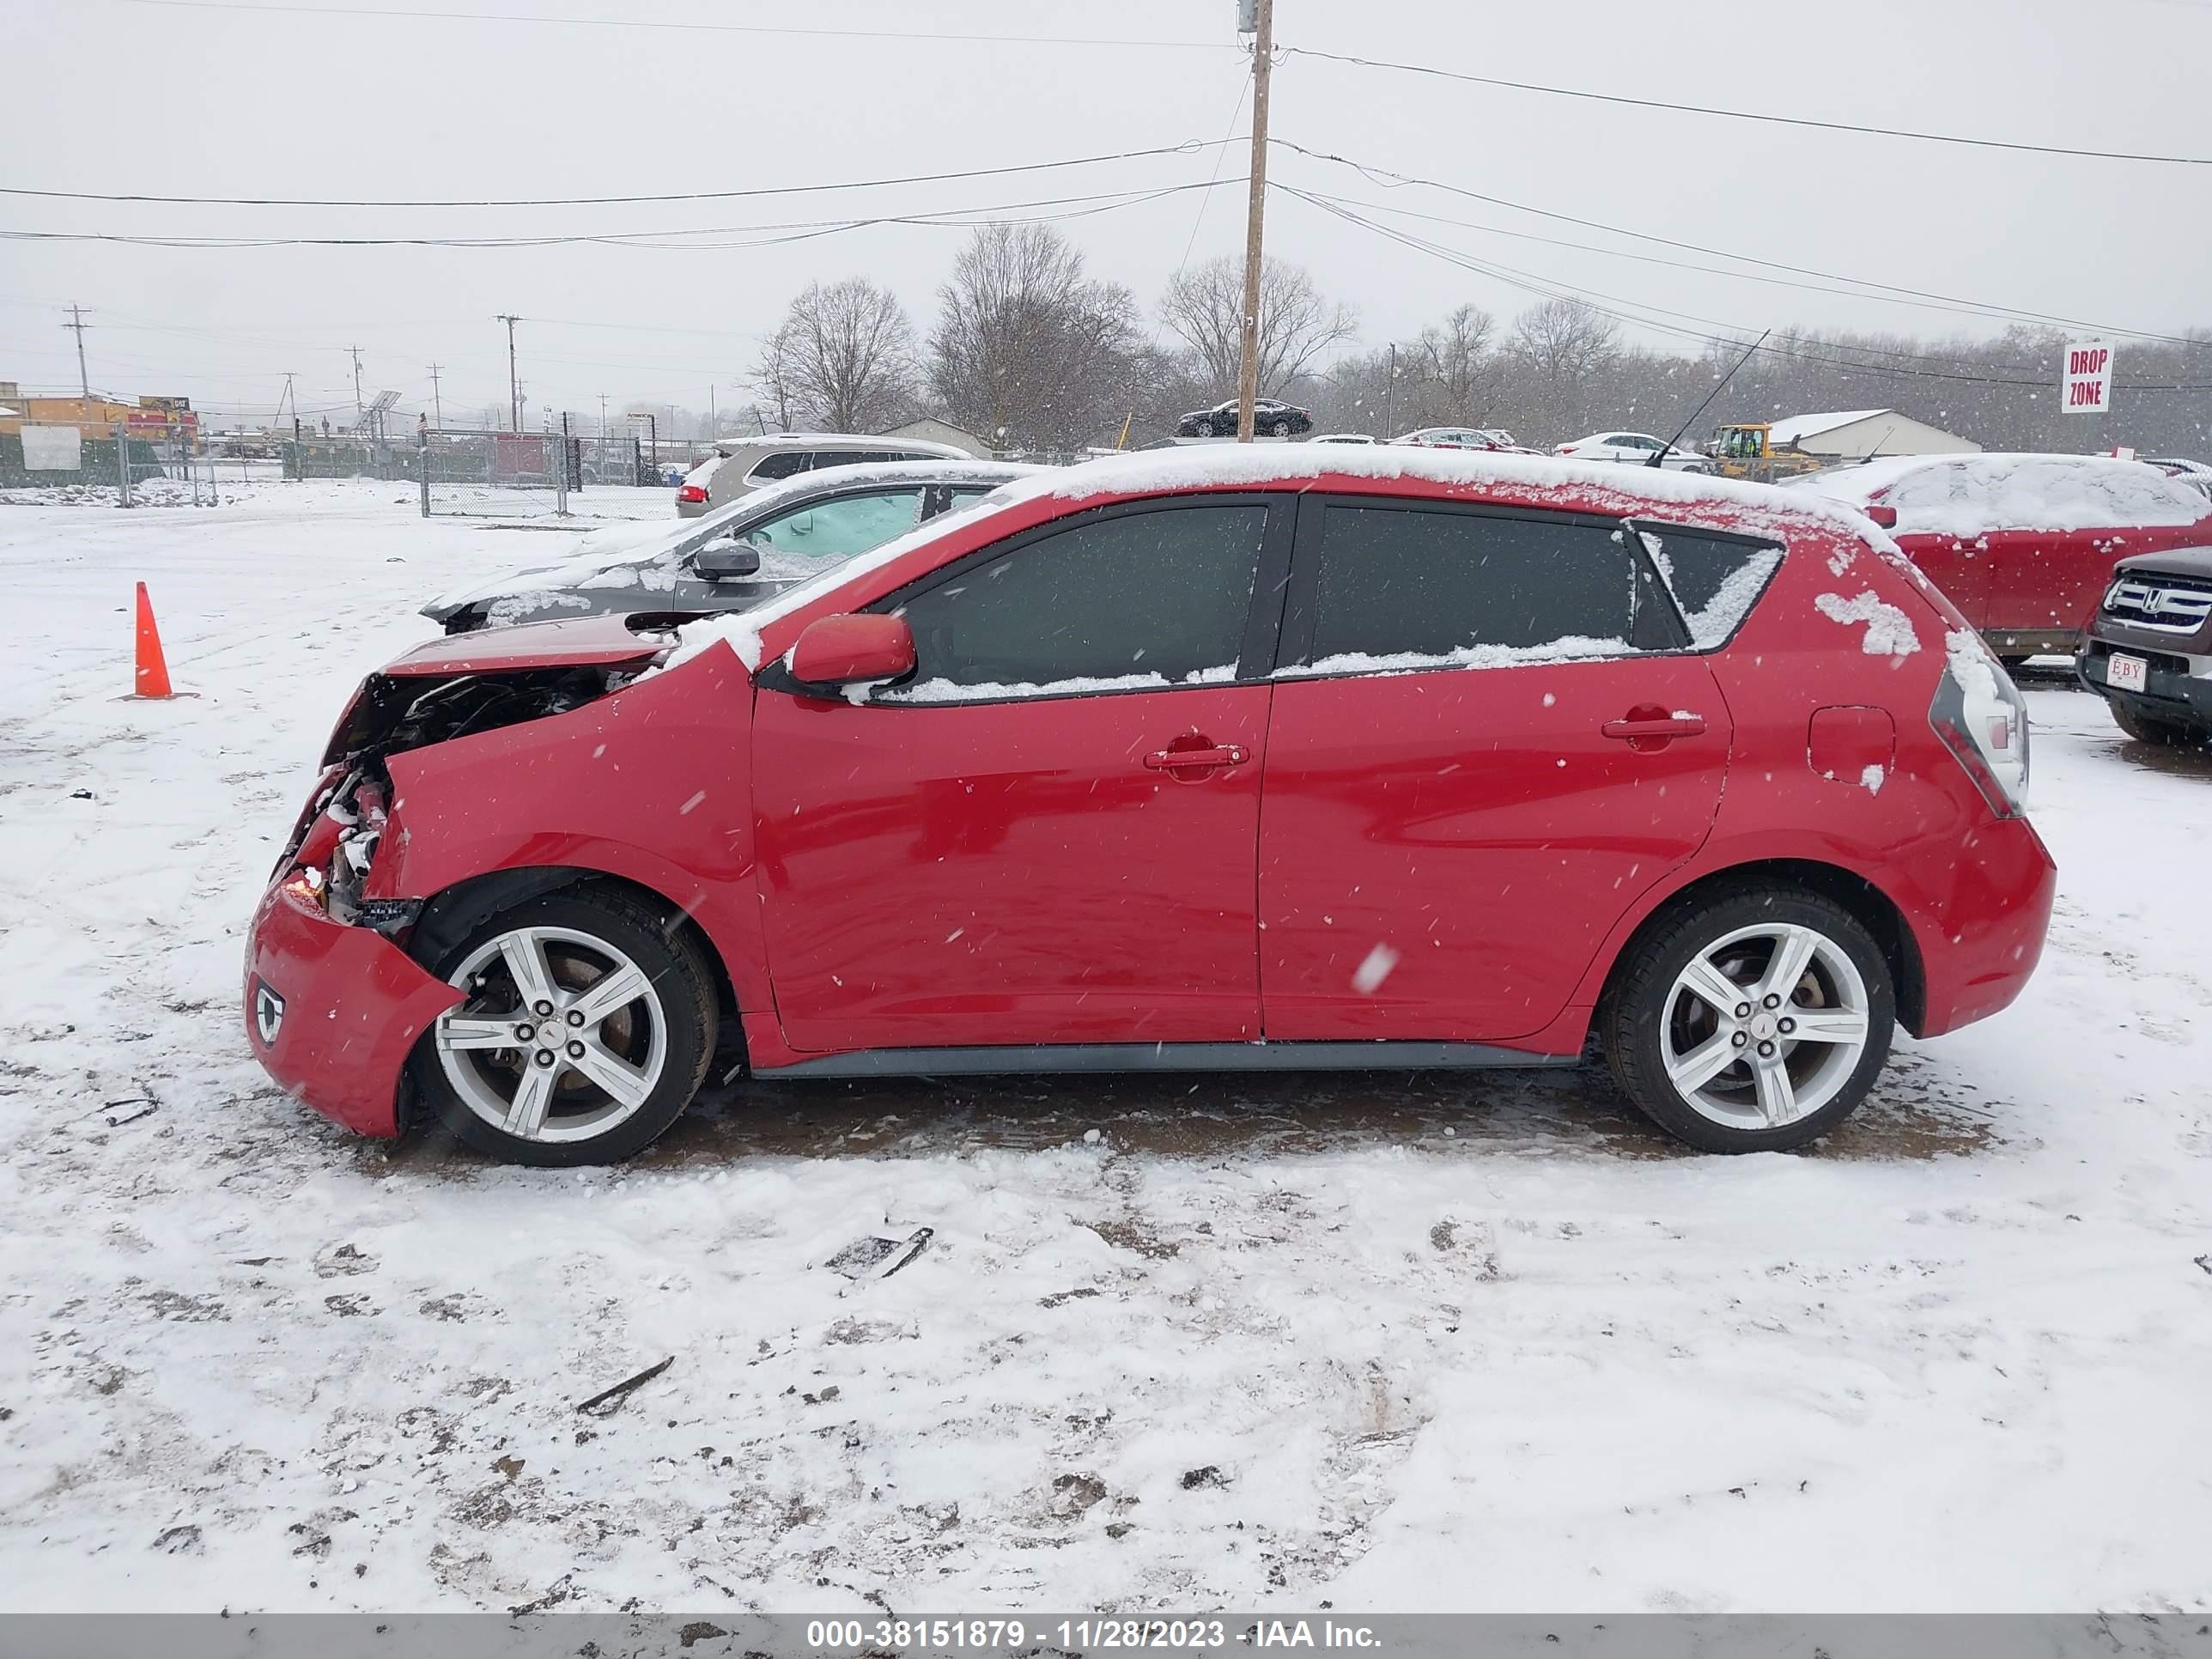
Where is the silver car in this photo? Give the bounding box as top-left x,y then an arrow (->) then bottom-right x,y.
675,432 -> 974,518
427,460 -> 1038,633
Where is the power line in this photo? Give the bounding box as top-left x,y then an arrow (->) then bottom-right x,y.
0,179 -> 1233,251
0,137 -> 1230,209
1271,137 -> 2212,353
1285,47 -> 2212,167
117,0 -> 1230,50
1284,188 -> 2212,392
1176,70 -> 1252,274
1285,184 -> 2137,370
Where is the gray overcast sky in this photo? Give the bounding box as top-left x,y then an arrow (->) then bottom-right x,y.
6,0 -> 2206,428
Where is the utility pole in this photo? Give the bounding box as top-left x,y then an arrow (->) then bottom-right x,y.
1234,0 -> 1273,443
349,345 -> 364,433
497,314 -> 521,434
427,362 -> 444,428
1382,342 -> 1398,437
598,392 -> 609,438
63,304 -> 93,398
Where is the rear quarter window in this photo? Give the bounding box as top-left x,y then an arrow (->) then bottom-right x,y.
1635,526 -> 1785,648
744,452 -> 810,483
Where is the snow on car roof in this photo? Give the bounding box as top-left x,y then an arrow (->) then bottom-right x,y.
714,432 -> 972,458
1785,452 -> 2209,533
1768,409 -> 1892,446
674,441 -> 1895,674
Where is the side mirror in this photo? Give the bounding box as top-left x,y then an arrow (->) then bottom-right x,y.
693,541 -> 762,579
1864,504 -> 1899,530
787,613 -> 915,688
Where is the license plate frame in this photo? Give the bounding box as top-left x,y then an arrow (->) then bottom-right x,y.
2106,652 -> 2149,693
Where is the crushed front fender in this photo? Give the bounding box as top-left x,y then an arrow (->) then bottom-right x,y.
243,880 -> 463,1138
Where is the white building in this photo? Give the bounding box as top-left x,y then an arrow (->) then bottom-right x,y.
1768,409 -> 1980,461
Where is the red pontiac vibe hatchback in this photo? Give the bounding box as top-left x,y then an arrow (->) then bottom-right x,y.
244,447 -> 2055,1164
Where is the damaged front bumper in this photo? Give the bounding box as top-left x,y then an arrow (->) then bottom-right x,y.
243,877 -> 460,1138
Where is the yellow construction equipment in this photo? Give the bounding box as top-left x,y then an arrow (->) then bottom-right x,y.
1711,422 -> 1827,483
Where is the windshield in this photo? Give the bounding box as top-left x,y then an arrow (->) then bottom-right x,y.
726,481 -> 1023,635
738,489 -> 927,565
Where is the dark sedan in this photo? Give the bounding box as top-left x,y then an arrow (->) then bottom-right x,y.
1174,398 -> 1314,440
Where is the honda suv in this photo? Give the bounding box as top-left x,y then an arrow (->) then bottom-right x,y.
2076,546 -> 2212,744
244,447 -> 2055,1165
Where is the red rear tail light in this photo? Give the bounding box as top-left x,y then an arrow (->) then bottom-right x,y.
676,484 -> 707,503
1931,630 -> 2030,814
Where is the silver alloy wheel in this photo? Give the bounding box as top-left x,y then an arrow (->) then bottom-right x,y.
1660,921 -> 1872,1130
433,925 -> 668,1145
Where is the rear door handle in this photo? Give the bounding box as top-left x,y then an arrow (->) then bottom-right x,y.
1144,744 -> 1249,771
1601,714 -> 1705,740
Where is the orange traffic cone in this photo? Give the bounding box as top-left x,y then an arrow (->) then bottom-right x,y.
133,581 -> 173,698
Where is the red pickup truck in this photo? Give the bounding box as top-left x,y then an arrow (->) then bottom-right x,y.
1789,453 -> 2212,662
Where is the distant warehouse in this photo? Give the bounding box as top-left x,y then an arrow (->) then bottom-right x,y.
1768,408 -> 1980,462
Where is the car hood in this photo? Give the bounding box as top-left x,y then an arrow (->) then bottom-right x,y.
378,613 -> 679,678
422,460 -> 1047,622
422,519 -> 712,620
2114,544 -> 2212,581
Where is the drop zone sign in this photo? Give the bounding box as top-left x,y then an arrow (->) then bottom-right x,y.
2064,341 -> 2114,414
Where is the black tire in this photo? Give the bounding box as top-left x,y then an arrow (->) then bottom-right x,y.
2109,700 -> 2199,747
1601,883 -> 1895,1154
409,884 -> 717,1166
1271,421 -> 1292,438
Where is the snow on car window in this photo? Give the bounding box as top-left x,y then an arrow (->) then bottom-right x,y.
878,665 -> 1236,704
1879,457 -> 2207,534
1637,528 -> 1784,648
1282,635 -> 1632,679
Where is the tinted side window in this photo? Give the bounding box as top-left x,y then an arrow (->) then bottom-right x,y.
884,505 -> 1266,698
1304,505 -> 1644,667
746,451 -> 809,482
1636,526 -> 1784,648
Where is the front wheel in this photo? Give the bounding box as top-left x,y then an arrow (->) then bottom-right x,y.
2109,700 -> 2199,747
1601,886 -> 1894,1153
410,886 -> 717,1165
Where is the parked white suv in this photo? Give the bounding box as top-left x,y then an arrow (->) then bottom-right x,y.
676,432 -> 974,517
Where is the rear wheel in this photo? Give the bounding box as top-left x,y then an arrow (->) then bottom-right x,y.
1601,885 -> 1894,1153
410,887 -> 716,1166
2109,700 -> 2199,746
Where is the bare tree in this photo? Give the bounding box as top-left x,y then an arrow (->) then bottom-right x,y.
753,277 -> 916,434
1156,254 -> 1358,396
1504,299 -> 1624,439
928,222 -> 1145,450
1412,303 -> 1495,416
750,329 -> 800,433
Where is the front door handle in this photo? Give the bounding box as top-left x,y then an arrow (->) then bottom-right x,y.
1144,743 -> 1249,774
1601,715 -> 1705,740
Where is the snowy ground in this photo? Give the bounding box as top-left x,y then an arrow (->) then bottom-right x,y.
0,480 -> 2206,1615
